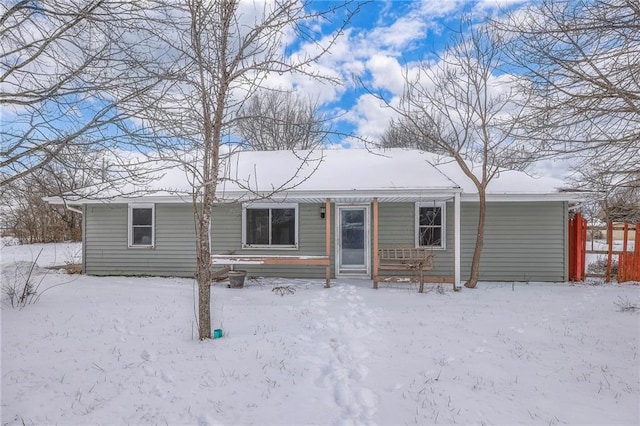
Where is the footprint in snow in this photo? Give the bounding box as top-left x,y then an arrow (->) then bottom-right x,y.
349,364 -> 369,381
161,371 -> 174,383
141,349 -> 155,362
358,388 -> 377,411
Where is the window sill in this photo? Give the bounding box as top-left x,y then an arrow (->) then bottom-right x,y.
242,245 -> 298,250
128,245 -> 155,249
417,246 -> 446,251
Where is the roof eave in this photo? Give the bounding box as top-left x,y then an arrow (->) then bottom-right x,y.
46,188 -> 586,205
46,187 -> 464,205
463,192 -> 590,202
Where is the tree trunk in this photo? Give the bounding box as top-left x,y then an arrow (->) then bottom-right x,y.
465,190 -> 487,288
195,210 -> 213,340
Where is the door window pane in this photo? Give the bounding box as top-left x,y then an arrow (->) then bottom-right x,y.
341,209 -> 365,266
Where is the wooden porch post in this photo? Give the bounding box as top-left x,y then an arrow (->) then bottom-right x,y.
454,191 -> 461,290
325,198 -> 331,288
372,198 -> 379,289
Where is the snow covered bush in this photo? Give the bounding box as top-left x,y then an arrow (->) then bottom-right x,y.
1,249 -> 47,308
614,296 -> 639,313
2,261 -> 45,308
587,258 -> 618,276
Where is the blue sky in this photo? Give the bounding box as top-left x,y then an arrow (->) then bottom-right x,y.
289,0 -> 529,146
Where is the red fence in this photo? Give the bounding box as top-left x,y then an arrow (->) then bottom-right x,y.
570,214 -> 640,282
568,212 -> 587,281
618,223 -> 640,282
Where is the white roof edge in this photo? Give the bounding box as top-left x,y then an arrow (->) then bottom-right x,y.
464,192 -> 589,202
46,188 -> 585,205
42,196 -> 81,205
43,195 -> 193,205
45,188 -> 463,205
218,188 -> 462,201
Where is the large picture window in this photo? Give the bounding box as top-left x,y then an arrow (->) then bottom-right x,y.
415,202 -> 445,249
243,203 -> 298,248
128,204 -> 154,247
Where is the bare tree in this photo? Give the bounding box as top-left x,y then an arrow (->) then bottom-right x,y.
380,117 -> 442,153
605,185 -> 640,222
236,90 -> 329,150
122,0 -> 355,339
494,0 -> 640,191
1,170 -> 81,244
1,0 -> 163,186
377,19 -> 535,288
0,145 -> 127,243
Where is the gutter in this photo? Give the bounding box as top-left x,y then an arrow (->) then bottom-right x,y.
65,204 -> 83,215
42,196 -> 83,215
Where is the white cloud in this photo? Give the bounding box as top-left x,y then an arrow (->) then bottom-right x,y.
366,55 -> 406,95
532,158 -> 574,181
473,0 -> 529,14
416,0 -> 468,19
342,93 -> 400,141
367,16 -> 429,52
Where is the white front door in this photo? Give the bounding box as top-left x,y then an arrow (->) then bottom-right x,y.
336,205 -> 370,276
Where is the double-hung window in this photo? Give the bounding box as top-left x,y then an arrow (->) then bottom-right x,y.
128,204 -> 155,247
243,203 -> 298,248
415,202 -> 445,249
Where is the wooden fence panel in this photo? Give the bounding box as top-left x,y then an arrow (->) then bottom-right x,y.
568,212 -> 587,281
618,224 -> 640,282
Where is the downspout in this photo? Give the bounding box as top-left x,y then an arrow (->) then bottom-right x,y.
42,196 -> 83,215
61,200 -> 84,273
454,190 -> 461,290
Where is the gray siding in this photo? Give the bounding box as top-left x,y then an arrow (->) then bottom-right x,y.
83,200 -> 567,282
460,201 -> 567,282
375,201 -> 566,282
84,204 -> 197,276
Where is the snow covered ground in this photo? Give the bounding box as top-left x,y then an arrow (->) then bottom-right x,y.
1,241 -> 639,425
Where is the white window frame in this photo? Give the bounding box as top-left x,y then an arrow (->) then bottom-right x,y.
242,202 -> 299,249
128,204 -> 155,248
415,201 -> 446,250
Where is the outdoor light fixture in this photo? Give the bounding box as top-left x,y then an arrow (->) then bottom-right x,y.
320,206 -> 326,219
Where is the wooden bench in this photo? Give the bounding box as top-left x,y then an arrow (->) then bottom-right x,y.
211,254 -> 331,287
374,248 -> 435,293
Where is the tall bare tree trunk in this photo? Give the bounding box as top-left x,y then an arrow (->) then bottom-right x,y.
195,213 -> 212,339
465,191 -> 486,288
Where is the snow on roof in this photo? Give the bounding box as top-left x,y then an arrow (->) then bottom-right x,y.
46,148 -> 575,204
429,156 -> 566,195
217,149 -> 459,196
215,148 -> 568,201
